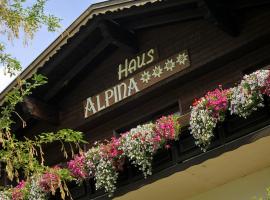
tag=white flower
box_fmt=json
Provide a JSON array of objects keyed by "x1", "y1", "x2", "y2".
[
  {"x1": 190, "y1": 100, "x2": 218, "y2": 151},
  {"x1": 28, "y1": 178, "x2": 48, "y2": 200},
  {"x1": 228, "y1": 70, "x2": 269, "y2": 118},
  {"x1": 95, "y1": 158, "x2": 118, "y2": 196},
  {"x1": 0, "y1": 192, "x2": 11, "y2": 200},
  {"x1": 119, "y1": 123, "x2": 156, "y2": 178}
]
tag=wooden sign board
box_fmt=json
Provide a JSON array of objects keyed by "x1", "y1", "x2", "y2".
[{"x1": 84, "y1": 50, "x2": 190, "y2": 118}]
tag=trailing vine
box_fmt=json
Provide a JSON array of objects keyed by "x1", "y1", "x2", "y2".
[{"x1": 0, "y1": 74, "x2": 85, "y2": 199}]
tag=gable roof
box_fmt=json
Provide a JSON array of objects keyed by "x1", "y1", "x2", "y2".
[{"x1": 0, "y1": 0, "x2": 162, "y2": 104}]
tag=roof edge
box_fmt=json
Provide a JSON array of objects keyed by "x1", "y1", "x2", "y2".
[{"x1": 0, "y1": 0, "x2": 162, "y2": 104}]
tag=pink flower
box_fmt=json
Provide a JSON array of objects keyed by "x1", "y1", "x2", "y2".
[
  {"x1": 68, "y1": 154, "x2": 88, "y2": 180},
  {"x1": 12, "y1": 190, "x2": 23, "y2": 200},
  {"x1": 12, "y1": 180, "x2": 26, "y2": 200},
  {"x1": 39, "y1": 171, "x2": 60, "y2": 193},
  {"x1": 204, "y1": 87, "x2": 229, "y2": 119},
  {"x1": 155, "y1": 115, "x2": 176, "y2": 141},
  {"x1": 16, "y1": 180, "x2": 26, "y2": 189},
  {"x1": 100, "y1": 137, "x2": 123, "y2": 160}
]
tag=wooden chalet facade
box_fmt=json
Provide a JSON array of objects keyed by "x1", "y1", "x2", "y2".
[{"x1": 1, "y1": 0, "x2": 270, "y2": 199}]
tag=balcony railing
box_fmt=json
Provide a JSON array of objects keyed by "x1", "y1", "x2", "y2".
[{"x1": 54, "y1": 102, "x2": 270, "y2": 200}]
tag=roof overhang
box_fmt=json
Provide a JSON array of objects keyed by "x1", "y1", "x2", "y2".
[{"x1": 0, "y1": 0, "x2": 163, "y2": 104}]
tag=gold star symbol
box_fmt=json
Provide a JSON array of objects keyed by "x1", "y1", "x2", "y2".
[
  {"x1": 152, "y1": 65, "x2": 163, "y2": 78},
  {"x1": 164, "y1": 59, "x2": 176, "y2": 71},
  {"x1": 176, "y1": 52, "x2": 188, "y2": 65},
  {"x1": 140, "y1": 71, "x2": 151, "y2": 83}
]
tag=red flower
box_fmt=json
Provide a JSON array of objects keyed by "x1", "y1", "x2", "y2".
[{"x1": 192, "y1": 98, "x2": 202, "y2": 107}]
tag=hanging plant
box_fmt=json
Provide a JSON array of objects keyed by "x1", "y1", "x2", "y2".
[
  {"x1": 155, "y1": 115, "x2": 181, "y2": 142},
  {"x1": 190, "y1": 87, "x2": 230, "y2": 151},
  {"x1": 67, "y1": 114, "x2": 181, "y2": 197},
  {"x1": 190, "y1": 69, "x2": 270, "y2": 151},
  {"x1": 119, "y1": 123, "x2": 158, "y2": 178},
  {"x1": 82, "y1": 137, "x2": 124, "y2": 196},
  {"x1": 229, "y1": 70, "x2": 269, "y2": 118},
  {"x1": 28, "y1": 177, "x2": 48, "y2": 200},
  {"x1": 67, "y1": 153, "x2": 88, "y2": 183}
]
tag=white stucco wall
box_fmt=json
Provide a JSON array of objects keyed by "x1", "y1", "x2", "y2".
[{"x1": 186, "y1": 166, "x2": 270, "y2": 200}]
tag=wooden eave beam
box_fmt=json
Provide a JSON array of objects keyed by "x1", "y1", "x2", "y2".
[
  {"x1": 43, "y1": 38, "x2": 112, "y2": 101},
  {"x1": 99, "y1": 19, "x2": 138, "y2": 53},
  {"x1": 122, "y1": 8, "x2": 204, "y2": 30},
  {"x1": 21, "y1": 97, "x2": 59, "y2": 125},
  {"x1": 43, "y1": 19, "x2": 138, "y2": 101},
  {"x1": 39, "y1": 18, "x2": 102, "y2": 75},
  {"x1": 200, "y1": 0, "x2": 239, "y2": 37}
]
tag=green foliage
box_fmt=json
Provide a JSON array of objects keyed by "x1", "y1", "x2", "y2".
[
  {"x1": 0, "y1": 0, "x2": 61, "y2": 75},
  {"x1": 0, "y1": 1, "x2": 83, "y2": 199},
  {"x1": 0, "y1": 74, "x2": 86, "y2": 182},
  {"x1": 0, "y1": 74, "x2": 47, "y2": 134}
]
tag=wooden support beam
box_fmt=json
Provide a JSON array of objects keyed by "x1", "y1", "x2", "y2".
[
  {"x1": 178, "y1": 112, "x2": 190, "y2": 127},
  {"x1": 200, "y1": 0, "x2": 239, "y2": 36},
  {"x1": 22, "y1": 97, "x2": 59, "y2": 124},
  {"x1": 99, "y1": 19, "x2": 138, "y2": 53},
  {"x1": 44, "y1": 20, "x2": 138, "y2": 101},
  {"x1": 123, "y1": 8, "x2": 204, "y2": 30},
  {"x1": 40, "y1": 19, "x2": 102, "y2": 75},
  {"x1": 44, "y1": 38, "x2": 111, "y2": 101}
]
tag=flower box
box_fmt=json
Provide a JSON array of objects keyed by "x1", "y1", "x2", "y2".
[
  {"x1": 69, "y1": 181, "x2": 87, "y2": 199},
  {"x1": 224, "y1": 99, "x2": 270, "y2": 142},
  {"x1": 177, "y1": 127, "x2": 201, "y2": 162},
  {"x1": 152, "y1": 146, "x2": 175, "y2": 173}
]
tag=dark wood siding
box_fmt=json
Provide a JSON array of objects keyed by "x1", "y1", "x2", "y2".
[{"x1": 17, "y1": 5, "x2": 270, "y2": 165}]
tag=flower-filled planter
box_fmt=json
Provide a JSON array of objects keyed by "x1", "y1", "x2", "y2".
[
  {"x1": 190, "y1": 86, "x2": 229, "y2": 151},
  {"x1": 67, "y1": 115, "x2": 181, "y2": 197},
  {"x1": 152, "y1": 144, "x2": 175, "y2": 173},
  {"x1": 224, "y1": 97, "x2": 270, "y2": 142},
  {"x1": 4, "y1": 69, "x2": 270, "y2": 199},
  {"x1": 68, "y1": 180, "x2": 87, "y2": 200},
  {"x1": 190, "y1": 69, "x2": 270, "y2": 151}
]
